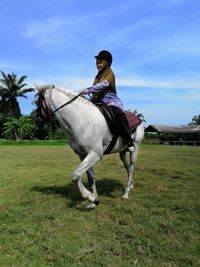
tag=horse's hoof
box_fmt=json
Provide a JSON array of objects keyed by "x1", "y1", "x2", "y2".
[
  {"x1": 122, "y1": 193, "x2": 129, "y2": 199},
  {"x1": 85, "y1": 203, "x2": 96, "y2": 209},
  {"x1": 94, "y1": 200, "x2": 99, "y2": 205}
]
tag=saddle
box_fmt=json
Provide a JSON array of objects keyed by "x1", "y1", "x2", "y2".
[
  {"x1": 125, "y1": 111, "x2": 142, "y2": 133},
  {"x1": 96, "y1": 104, "x2": 142, "y2": 154}
]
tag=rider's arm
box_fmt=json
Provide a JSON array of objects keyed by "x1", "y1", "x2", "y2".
[
  {"x1": 80, "y1": 80, "x2": 109, "y2": 95},
  {"x1": 87, "y1": 80, "x2": 109, "y2": 93}
]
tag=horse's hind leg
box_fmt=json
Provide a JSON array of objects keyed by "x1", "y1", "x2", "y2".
[
  {"x1": 73, "y1": 150, "x2": 101, "y2": 203},
  {"x1": 120, "y1": 148, "x2": 137, "y2": 199},
  {"x1": 87, "y1": 167, "x2": 99, "y2": 205}
]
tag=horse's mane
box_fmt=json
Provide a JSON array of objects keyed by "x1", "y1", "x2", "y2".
[
  {"x1": 56, "y1": 86, "x2": 95, "y2": 107},
  {"x1": 35, "y1": 84, "x2": 54, "y2": 94},
  {"x1": 36, "y1": 84, "x2": 95, "y2": 108}
]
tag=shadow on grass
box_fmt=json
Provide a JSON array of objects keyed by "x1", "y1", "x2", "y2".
[{"x1": 31, "y1": 178, "x2": 124, "y2": 208}]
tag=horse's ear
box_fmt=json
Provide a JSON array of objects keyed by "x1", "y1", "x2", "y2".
[{"x1": 35, "y1": 83, "x2": 45, "y2": 95}]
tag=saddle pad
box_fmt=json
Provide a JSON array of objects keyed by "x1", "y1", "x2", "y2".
[
  {"x1": 125, "y1": 111, "x2": 142, "y2": 133},
  {"x1": 96, "y1": 104, "x2": 141, "y2": 133}
]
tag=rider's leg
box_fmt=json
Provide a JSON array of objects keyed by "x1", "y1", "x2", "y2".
[{"x1": 109, "y1": 106, "x2": 134, "y2": 151}]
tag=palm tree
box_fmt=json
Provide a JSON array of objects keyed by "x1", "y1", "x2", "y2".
[
  {"x1": 188, "y1": 115, "x2": 200, "y2": 125},
  {"x1": 0, "y1": 70, "x2": 34, "y2": 119}
]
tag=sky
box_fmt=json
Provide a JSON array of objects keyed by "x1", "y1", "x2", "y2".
[{"x1": 0, "y1": 0, "x2": 200, "y2": 126}]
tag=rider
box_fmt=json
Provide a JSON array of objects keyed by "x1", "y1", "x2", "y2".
[{"x1": 80, "y1": 50, "x2": 134, "y2": 152}]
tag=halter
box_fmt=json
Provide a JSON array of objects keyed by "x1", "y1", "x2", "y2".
[{"x1": 36, "y1": 88, "x2": 82, "y2": 123}]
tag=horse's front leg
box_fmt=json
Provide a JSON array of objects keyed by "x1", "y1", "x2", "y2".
[{"x1": 73, "y1": 150, "x2": 101, "y2": 203}]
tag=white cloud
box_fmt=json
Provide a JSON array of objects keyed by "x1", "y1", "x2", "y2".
[
  {"x1": 21, "y1": 15, "x2": 94, "y2": 49},
  {"x1": 0, "y1": 61, "x2": 27, "y2": 71},
  {"x1": 103, "y1": 17, "x2": 162, "y2": 45},
  {"x1": 22, "y1": 17, "x2": 67, "y2": 48},
  {"x1": 117, "y1": 76, "x2": 200, "y2": 89},
  {"x1": 28, "y1": 76, "x2": 93, "y2": 91},
  {"x1": 23, "y1": 17, "x2": 66, "y2": 38}
]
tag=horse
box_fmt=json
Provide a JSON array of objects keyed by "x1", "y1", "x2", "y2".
[{"x1": 35, "y1": 84, "x2": 144, "y2": 208}]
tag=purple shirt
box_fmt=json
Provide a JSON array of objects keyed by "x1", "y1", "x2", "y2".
[{"x1": 87, "y1": 80, "x2": 124, "y2": 109}]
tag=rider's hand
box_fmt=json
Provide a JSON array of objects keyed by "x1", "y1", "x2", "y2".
[{"x1": 80, "y1": 89, "x2": 89, "y2": 94}]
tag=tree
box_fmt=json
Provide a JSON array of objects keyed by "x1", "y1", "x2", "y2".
[
  {"x1": 0, "y1": 70, "x2": 34, "y2": 119},
  {"x1": 2, "y1": 116, "x2": 35, "y2": 141},
  {"x1": 188, "y1": 115, "x2": 200, "y2": 125},
  {"x1": 128, "y1": 109, "x2": 146, "y2": 123},
  {"x1": 30, "y1": 108, "x2": 65, "y2": 140}
]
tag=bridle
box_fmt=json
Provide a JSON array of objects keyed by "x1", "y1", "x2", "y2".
[{"x1": 36, "y1": 88, "x2": 82, "y2": 124}]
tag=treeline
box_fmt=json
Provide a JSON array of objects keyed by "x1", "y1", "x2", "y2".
[
  {"x1": 1, "y1": 70, "x2": 199, "y2": 141},
  {"x1": 159, "y1": 132, "x2": 200, "y2": 145},
  {"x1": 0, "y1": 71, "x2": 66, "y2": 141}
]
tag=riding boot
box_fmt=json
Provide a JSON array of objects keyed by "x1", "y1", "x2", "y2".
[
  {"x1": 109, "y1": 106, "x2": 134, "y2": 151},
  {"x1": 126, "y1": 142, "x2": 134, "y2": 152}
]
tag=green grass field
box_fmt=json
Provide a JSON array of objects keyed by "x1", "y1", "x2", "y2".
[{"x1": 0, "y1": 144, "x2": 199, "y2": 266}]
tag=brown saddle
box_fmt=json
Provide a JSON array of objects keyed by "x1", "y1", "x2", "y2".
[{"x1": 97, "y1": 104, "x2": 141, "y2": 134}]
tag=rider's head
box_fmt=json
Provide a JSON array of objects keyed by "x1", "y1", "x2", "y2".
[{"x1": 95, "y1": 50, "x2": 113, "y2": 67}]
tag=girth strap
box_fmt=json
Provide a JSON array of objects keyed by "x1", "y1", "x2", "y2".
[
  {"x1": 96, "y1": 104, "x2": 119, "y2": 154},
  {"x1": 104, "y1": 135, "x2": 118, "y2": 155}
]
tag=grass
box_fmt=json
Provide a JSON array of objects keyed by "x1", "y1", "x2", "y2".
[
  {"x1": 0, "y1": 144, "x2": 199, "y2": 266},
  {"x1": 0, "y1": 139, "x2": 68, "y2": 146}
]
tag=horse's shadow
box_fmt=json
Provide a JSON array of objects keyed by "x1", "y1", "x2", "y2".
[{"x1": 31, "y1": 178, "x2": 124, "y2": 208}]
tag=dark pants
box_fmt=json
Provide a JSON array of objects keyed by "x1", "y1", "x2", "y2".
[{"x1": 109, "y1": 106, "x2": 133, "y2": 145}]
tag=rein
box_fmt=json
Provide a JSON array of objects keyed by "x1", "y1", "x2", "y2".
[{"x1": 51, "y1": 92, "x2": 82, "y2": 115}]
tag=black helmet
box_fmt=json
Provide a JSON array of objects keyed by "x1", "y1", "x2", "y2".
[{"x1": 95, "y1": 50, "x2": 113, "y2": 66}]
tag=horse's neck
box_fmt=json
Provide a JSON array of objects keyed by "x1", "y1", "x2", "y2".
[
  {"x1": 49, "y1": 87, "x2": 77, "y2": 104},
  {"x1": 47, "y1": 87, "x2": 99, "y2": 132},
  {"x1": 47, "y1": 87, "x2": 79, "y2": 111}
]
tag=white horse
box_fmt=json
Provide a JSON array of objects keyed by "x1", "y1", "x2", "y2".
[{"x1": 35, "y1": 85, "x2": 144, "y2": 208}]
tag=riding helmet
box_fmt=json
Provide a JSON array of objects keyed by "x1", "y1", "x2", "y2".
[{"x1": 95, "y1": 50, "x2": 113, "y2": 66}]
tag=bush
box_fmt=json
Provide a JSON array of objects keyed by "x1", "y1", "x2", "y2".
[{"x1": 49, "y1": 128, "x2": 67, "y2": 140}]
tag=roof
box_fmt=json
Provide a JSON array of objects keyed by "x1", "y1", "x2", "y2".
[{"x1": 145, "y1": 124, "x2": 200, "y2": 134}]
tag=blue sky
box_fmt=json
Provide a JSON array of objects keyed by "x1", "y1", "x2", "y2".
[{"x1": 0, "y1": 0, "x2": 199, "y2": 126}]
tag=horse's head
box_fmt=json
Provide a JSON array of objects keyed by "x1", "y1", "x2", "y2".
[{"x1": 34, "y1": 84, "x2": 55, "y2": 124}]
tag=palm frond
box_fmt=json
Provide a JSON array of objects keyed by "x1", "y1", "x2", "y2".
[
  {"x1": 18, "y1": 75, "x2": 27, "y2": 85},
  {"x1": 18, "y1": 83, "x2": 28, "y2": 89},
  {"x1": 0, "y1": 77, "x2": 10, "y2": 88},
  {"x1": 0, "y1": 70, "x2": 7, "y2": 80},
  {"x1": 137, "y1": 113, "x2": 144, "y2": 118},
  {"x1": 11, "y1": 73, "x2": 17, "y2": 80},
  {"x1": 8, "y1": 74, "x2": 17, "y2": 90},
  {"x1": 0, "y1": 88, "x2": 9, "y2": 95},
  {"x1": 19, "y1": 88, "x2": 34, "y2": 95},
  {"x1": 17, "y1": 95, "x2": 28, "y2": 99},
  {"x1": 8, "y1": 74, "x2": 14, "y2": 82},
  {"x1": 0, "y1": 85, "x2": 8, "y2": 91}
]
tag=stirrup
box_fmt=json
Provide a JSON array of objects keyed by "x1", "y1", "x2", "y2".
[
  {"x1": 127, "y1": 146, "x2": 134, "y2": 152},
  {"x1": 125, "y1": 143, "x2": 134, "y2": 152}
]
